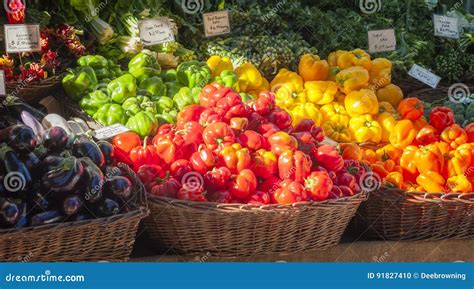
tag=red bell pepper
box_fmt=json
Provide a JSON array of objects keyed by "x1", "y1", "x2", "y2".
[
  {"x1": 247, "y1": 112, "x2": 266, "y2": 131},
  {"x1": 190, "y1": 148, "x2": 216, "y2": 174},
  {"x1": 268, "y1": 109, "x2": 292, "y2": 130},
  {"x1": 230, "y1": 117, "x2": 249, "y2": 133},
  {"x1": 215, "y1": 90, "x2": 243, "y2": 114},
  {"x1": 203, "y1": 122, "x2": 235, "y2": 151},
  {"x1": 150, "y1": 177, "x2": 181, "y2": 198},
  {"x1": 413, "y1": 125, "x2": 439, "y2": 146},
  {"x1": 177, "y1": 186, "x2": 207, "y2": 202},
  {"x1": 430, "y1": 106, "x2": 455, "y2": 133},
  {"x1": 257, "y1": 175, "x2": 281, "y2": 194},
  {"x1": 315, "y1": 144, "x2": 344, "y2": 173},
  {"x1": 278, "y1": 150, "x2": 312, "y2": 182},
  {"x1": 336, "y1": 172, "x2": 358, "y2": 192},
  {"x1": 155, "y1": 137, "x2": 177, "y2": 165},
  {"x1": 129, "y1": 137, "x2": 162, "y2": 170},
  {"x1": 176, "y1": 121, "x2": 204, "y2": 147},
  {"x1": 207, "y1": 190, "x2": 234, "y2": 203},
  {"x1": 113, "y1": 132, "x2": 142, "y2": 154},
  {"x1": 199, "y1": 108, "x2": 223, "y2": 127},
  {"x1": 218, "y1": 143, "x2": 251, "y2": 174},
  {"x1": 203, "y1": 167, "x2": 232, "y2": 191},
  {"x1": 251, "y1": 91, "x2": 275, "y2": 116},
  {"x1": 223, "y1": 103, "x2": 252, "y2": 121},
  {"x1": 137, "y1": 164, "x2": 166, "y2": 188},
  {"x1": 267, "y1": 132, "x2": 298, "y2": 156},
  {"x1": 294, "y1": 119, "x2": 315, "y2": 132},
  {"x1": 251, "y1": 149, "x2": 278, "y2": 178},
  {"x1": 247, "y1": 191, "x2": 271, "y2": 205},
  {"x1": 230, "y1": 169, "x2": 257, "y2": 199},
  {"x1": 170, "y1": 159, "x2": 192, "y2": 180},
  {"x1": 329, "y1": 185, "x2": 354, "y2": 198},
  {"x1": 258, "y1": 122, "x2": 280, "y2": 138},
  {"x1": 465, "y1": 123, "x2": 474, "y2": 143},
  {"x1": 176, "y1": 105, "x2": 206, "y2": 127},
  {"x1": 6, "y1": 0, "x2": 25, "y2": 24},
  {"x1": 199, "y1": 83, "x2": 228, "y2": 107},
  {"x1": 273, "y1": 180, "x2": 307, "y2": 204},
  {"x1": 304, "y1": 171, "x2": 333, "y2": 201},
  {"x1": 238, "y1": 130, "x2": 267, "y2": 151}
]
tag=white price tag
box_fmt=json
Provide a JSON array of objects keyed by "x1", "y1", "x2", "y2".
[
  {"x1": 138, "y1": 18, "x2": 175, "y2": 46},
  {"x1": 433, "y1": 14, "x2": 459, "y2": 39},
  {"x1": 203, "y1": 10, "x2": 231, "y2": 37},
  {"x1": 408, "y1": 64, "x2": 442, "y2": 88},
  {"x1": 93, "y1": 124, "x2": 129, "y2": 140},
  {"x1": 0, "y1": 70, "x2": 5, "y2": 96},
  {"x1": 4, "y1": 24, "x2": 41, "y2": 53},
  {"x1": 368, "y1": 29, "x2": 396, "y2": 53}
]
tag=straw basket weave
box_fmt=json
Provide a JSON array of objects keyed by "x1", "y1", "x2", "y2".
[
  {"x1": 144, "y1": 192, "x2": 367, "y2": 256},
  {"x1": 356, "y1": 187, "x2": 473, "y2": 240},
  {"x1": 6, "y1": 75, "x2": 63, "y2": 104},
  {"x1": 0, "y1": 164, "x2": 149, "y2": 262}
]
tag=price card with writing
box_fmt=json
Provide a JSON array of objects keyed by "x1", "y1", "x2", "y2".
[
  {"x1": 408, "y1": 64, "x2": 442, "y2": 88},
  {"x1": 4, "y1": 24, "x2": 41, "y2": 53},
  {"x1": 93, "y1": 124, "x2": 129, "y2": 140},
  {"x1": 433, "y1": 14, "x2": 459, "y2": 39},
  {"x1": 368, "y1": 29, "x2": 396, "y2": 53},
  {"x1": 138, "y1": 18, "x2": 175, "y2": 46},
  {"x1": 0, "y1": 70, "x2": 5, "y2": 96},
  {"x1": 203, "y1": 10, "x2": 231, "y2": 37}
]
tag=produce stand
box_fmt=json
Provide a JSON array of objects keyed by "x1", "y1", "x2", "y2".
[{"x1": 0, "y1": 1, "x2": 473, "y2": 263}]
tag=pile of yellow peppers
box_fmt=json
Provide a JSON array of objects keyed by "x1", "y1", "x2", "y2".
[{"x1": 270, "y1": 49, "x2": 404, "y2": 144}]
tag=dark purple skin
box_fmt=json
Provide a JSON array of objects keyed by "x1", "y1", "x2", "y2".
[
  {"x1": 97, "y1": 141, "x2": 115, "y2": 166},
  {"x1": 94, "y1": 198, "x2": 119, "y2": 217},
  {"x1": 62, "y1": 195, "x2": 83, "y2": 216},
  {"x1": 105, "y1": 176, "x2": 132, "y2": 200},
  {"x1": 43, "y1": 127, "x2": 69, "y2": 151}
]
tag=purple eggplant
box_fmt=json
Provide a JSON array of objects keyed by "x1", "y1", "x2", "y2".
[
  {"x1": 0, "y1": 198, "x2": 21, "y2": 227},
  {"x1": 62, "y1": 195, "x2": 83, "y2": 215},
  {"x1": 0, "y1": 125, "x2": 38, "y2": 153},
  {"x1": 105, "y1": 176, "x2": 132, "y2": 201},
  {"x1": 0, "y1": 146, "x2": 32, "y2": 193},
  {"x1": 30, "y1": 210, "x2": 63, "y2": 226},
  {"x1": 43, "y1": 127, "x2": 69, "y2": 152},
  {"x1": 80, "y1": 157, "x2": 105, "y2": 203},
  {"x1": 42, "y1": 156, "x2": 84, "y2": 193},
  {"x1": 93, "y1": 198, "x2": 119, "y2": 217},
  {"x1": 72, "y1": 136, "x2": 105, "y2": 168},
  {"x1": 96, "y1": 141, "x2": 115, "y2": 166}
]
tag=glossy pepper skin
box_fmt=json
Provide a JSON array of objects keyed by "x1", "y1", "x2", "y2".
[
  {"x1": 320, "y1": 103, "x2": 350, "y2": 127},
  {"x1": 377, "y1": 112, "x2": 397, "y2": 143},
  {"x1": 80, "y1": 90, "x2": 110, "y2": 116},
  {"x1": 337, "y1": 49, "x2": 371, "y2": 70},
  {"x1": 289, "y1": 103, "x2": 322, "y2": 127},
  {"x1": 139, "y1": 76, "x2": 167, "y2": 98},
  {"x1": 415, "y1": 144, "x2": 444, "y2": 175},
  {"x1": 344, "y1": 89, "x2": 379, "y2": 117},
  {"x1": 207, "y1": 56, "x2": 233, "y2": 78},
  {"x1": 93, "y1": 104, "x2": 128, "y2": 126},
  {"x1": 230, "y1": 169, "x2": 257, "y2": 199},
  {"x1": 443, "y1": 150, "x2": 470, "y2": 178},
  {"x1": 298, "y1": 54, "x2": 329, "y2": 82},
  {"x1": 369, "y1": 58, "x2": 392, "y2": 88},
  {"x1": 173, "y1": 87, "x2": 201, "y2": 110},
  {"x1": 304, "y1": 171, "x2": 333, "y2": 201},
  {"x1": 376, "y1": 84, "x2": 402, "y2": 107},
  {"x1": 218, "y1": 143, "x2": 251, "y2": 174},
  {"x1": 447, "y1": 175, "x2": 472, "y2": 193},
  {"x1": 278, "y1": 150, "x2": 312, "y2": 182},
  {"x1": 177, "y1": 60, "x2": 211, "y2": 88},
  {"x1": 398, "y1": 97, "x2": 423, "y2": 121},
  {"x1": 349, "y1": 114, "x2": 382, "y2": 143},
  {"x1": 315, "y1": 144, "x2": 344, "y2": 172},
  {"x1": 273, "y1": 180, "x2": 307, "y2": 204},
  {"x1": 440, "y1": 124, "x2": 468, "y2": 149},
  {"x1": 305, "y1": 81, "x2": 338, "y2": 105},
  {"x1": 268, "y1": 132, "x2": 298, "y2": 156},
  {"x1": 77, "y1": 55, "x2": 109, "y2": 80},
  {"x1": 203, "y1": 122, "x2": 235, "y2": 151},
  {"x1": 126, "y1": 111, "x2": 158, "y2": 137},
  {"x1": 416, "y1": 171, "x2": 445, "y2": 193},
  {"x1": 335, "y1": 66, "x2": 369, "y2": 94},
  {"x1": 129, "y1": 138, "x2": 162, "y2": 170},
  {"x1": 107, "y1": 74, "x2": 137, "y2": 104},
  {"x1": 251, "y1": 149, "x2": 278, "y2": 178},
  {"x1": 122, "y1": 95, "x2": 156, "y2": 116},
  {"x1": 429, "y1": 106, "x2": 455, "y2": 133},
  {"x1": 322, "y1": 121, "x2": 351, "y2": 142},
  {"x1": 214, "y1": 70, "x2": 238, "y2": 89},
  {"x1": 389, "y1": 120, "x2": 416, "y2": 149},
  {"x1": 62, "y1": 67, "x2": 98, "y2": 101},
  {"x1": 413, "y1": 125, "x2": 439, "y2": 146},
  {"x1": 128, "y1": 50, "x2": 161, "y2": 83}
]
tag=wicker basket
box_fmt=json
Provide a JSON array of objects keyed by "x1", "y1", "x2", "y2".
[
  {"x1": 0, "y1": 164, "x2": 149, "y2": 262},
  {"x1": 356, "y1": 187, "x2": 474, "y2": 240},
  {"x1": 144, "y1": 192, "x2": 367, "y2": 256},
  {"x1": 409, "y1": 83, "x2": 474, "y2": 103},
  {"x1": 6, "y1": 75, "x2": 63, "y2": 104}
]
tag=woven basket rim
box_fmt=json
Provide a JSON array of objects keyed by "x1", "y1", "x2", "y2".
[
  {"x1": 147, "y1": 191, "x2": 367, "y2": 212},
  {"x1": 0, "y1": 163, "x2": 149, "y2": 236},
  {"x1": 372, "y1": 186, "x2": 474, "y2": 204},
  {"x1": 5, "y1": 74, "x2": 63, "y2": 87}
]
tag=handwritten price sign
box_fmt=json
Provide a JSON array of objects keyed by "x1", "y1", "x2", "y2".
[
  {"x1": 408, "y1": 64, "x2": 442, "y2": 88},
  {"x1": 203, "y1": 11, "x2": 231, "y2": 37},
  {"x1": 138, "y1": 18, "x2": 175, "y2": 46},
  {"x1": 368, "y1": 29, "x2": 396, "y2": 53},
  {"x1": 4, "y1": 24, "x2": 41, "y2": 53},
  {"x1": 433, "y1": 14, "x2": 459, "y2": 39}
]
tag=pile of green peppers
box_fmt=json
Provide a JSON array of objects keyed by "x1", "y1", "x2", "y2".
[{"x1": 62, "y1": 50, "x2": 213, "y2": 136}]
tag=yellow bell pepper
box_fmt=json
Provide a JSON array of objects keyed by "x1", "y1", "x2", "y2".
[
  {"x1": 304, "y1": 81, "x2": 338, "y2": 105},
  {"x1": 447, "y1": 175, "x2": 472, "y2": 193},
  {"x1": 235, "y1": 63, "x2": 265, "y2": 92},
  {"x1": 344, "y1": 89, "x2": 379, "y2": 117},
  {"x1": 328, "y1": 50, "x2": 347, "y2": 67},
  {"x1": 378, "y1": 101, "x2": 397, "y2": 115},
  {"x1": 349, "y1": 114, "x2": 382, "y2": 143},
  {"x1": 385, "y1": 171, "x2": 404, "y2": 188},
  {"x1": 322, "y1": 121, "x2": 351, "y2": 142},
  {"x1": 270, "y1": 68, "x2": 303, "y2": 89},
  {"x1": 337, "y1": 49, "x2": 372, "y2": 71},
  {"x1": 320, "y1": 103, "x2": 350, "y2": 127},
  {"x1": 274, "y1": 82, "x2": 306, "y2": 108},
  {"x1": 389, "y1": 120, "x2": 417, "y2": 149},
  {"x1": 416, "y1": 171, "x2": 445, "y2": 193},
  {"x1": 376, "y1": 112, "x2": 398, "y2": 143},
  {"x1": 369, "y1": 58, "x2": 392, "y2": 88},
  {"x1": 298, "y1": 54, "x2": 329, "y2": 82},
  {"x1": 207, "y1": 55, "x2": 234, "y2": 78},
  {"x1": 336, "y1": 66, "x2": 370, "y2": 94},
  {"x1": 376, "y1": 84, "x2": 403, "y2": 108},
  {"x1": 289, "y1": 103, "x2": 322, "y2": 126}
]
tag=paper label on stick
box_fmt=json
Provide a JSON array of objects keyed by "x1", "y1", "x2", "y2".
[
  {"x1": 0, "y1": 70, "x2": 5, "y2": 96},
  {"x1": 138, "y1": 18, "x2": 175, "y2": 46},
  {"x1": 94, "y1": 124, "x2": 129, "y2": 140},
  {"x1": 408, "y1": 64, "x2": 442, "y2": 88},
  {"x1": 4, "y1": 24, "x2": 41, "y2": 53},
  {"x1": 203, "y1": 10, "x2": 231, "y2": 37},
  {"x1": 433, "y1": 14, "x2": 459, "y2": 39},
  {"x1": 368, "y1": 29, "x2": 396, "y2": 53}
]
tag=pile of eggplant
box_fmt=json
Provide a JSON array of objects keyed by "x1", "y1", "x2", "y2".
[{"x1": 0, "y1": 97, "x2": 134, "y2": 229}]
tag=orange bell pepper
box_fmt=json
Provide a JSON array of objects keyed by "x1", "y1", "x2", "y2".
[
  {"x1": 412, "y1": 117, "x2": 428, "y2": 132},
  {"x1": 363, "y1": 149, "x2": 378, "y2": 164},
  {"x1": 328, "y1": 50, "x2": 348, "y2": 67},
  {"x1": 298, "y1": 54, "x2": 329, "y2": 82},
  {"x1": 440, "y1": 124, "x2": 468, "y2": 149},
  {"x1": 389, "y1": 120, "x2": 417, "y2": 149},
  {"x1": 457, "y1": 143, "x2": 474, "y2": 168},
  {"x1": 385, "y1": 171, "x2": 403, "y2": 188},
  {"x1": 378, "y1": 101, "x2": 397, "y2": 115},
  {"x1": 413, "y1": 125, "x2": 439, "y2": 146},
  {"x1": 446, "y1": 175, "x2": 472, "y2": 193},
  {"x1": 371, "y1": 162, "x2": 389, "y2": 179},
  {"x1": 416, "y1": 171, "x2": 446, "y2": 193},
  {"x1": 433, "y1": 141, "x2": 451, "y2": 155},
  {"x1": 415, "y1": 144, "x2": 444, "y2": 174},
  {"x1": 398, "y1": 97, "x2": 424, "y2": 121},
  {"x1": 377, "y1": 112, "x2": 398, "y2": 143},
  {"x1": 443, "y1": 150, "x2": 471, "y2": 178},
  {"x1": 376, "y1": 144, "x2": 403, "y2": 163},
  {"x1": 339, "y1": 143, "x2": 362, "y2": 161},
  {"x1": 400, "y1": 145, "x2": 419, "y2": 182}
]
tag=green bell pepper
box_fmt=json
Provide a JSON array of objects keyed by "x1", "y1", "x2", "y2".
[
  {"x1": 93, "y1": 104, "x2": 128, "y2": 126},
  {"x1": 156, "y1": 96, "x2": 175, "y2": 113},
  {"x1": 214, "y1": 70, "x2": 238, "y2": 89},
  {"x1": 138, "y1": 76, "x2": 167, "y2": 98},
  {"x1": 122, "y1": 95, "x2": 157, "y2": 116},
  {"x1": 239, "y1": 92, "x2": 255, "y2": 103},
  {"x1": 173, "y1": 87, "x2": 201, "y2": 110},
  {"x1": 107, "y1": 73, "x2": 137, "y2": 104},
  {"x1": 165, "y1": 81, "x2": 183, "y2": 98},
  {"x1": 161, "y1": 69, "x2": 177, "y2": 82},
  {"x1": 128, "y1": 50, "x2": 161, "y2": 83},
  {"x1": 78, "y1": 55, "x2": 108, "y2": 69},
  {"x1": 156, "y1": 110, "x2": 177, "y2": 125},
  {"x1": 62, "y1": 67, "x2": 98, "y2": 101},
  {"x1": 126, "y1": 111, "x2": 158, "y2": 137},
  {"x1": 80, "y1": 90, "x2": 110, "y2": 116},
  {"x1": 176, "y1": 60, "x2": 211, "y2": 88}
]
